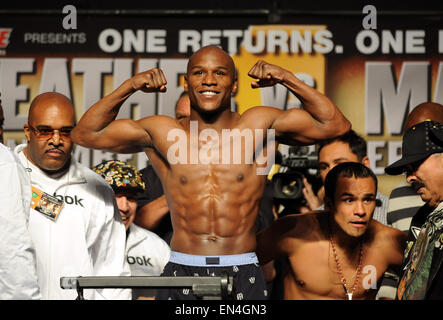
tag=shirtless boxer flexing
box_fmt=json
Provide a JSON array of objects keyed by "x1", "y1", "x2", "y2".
[{"x1": 71, "y1": 45, "x2": 350, "y2": 299}]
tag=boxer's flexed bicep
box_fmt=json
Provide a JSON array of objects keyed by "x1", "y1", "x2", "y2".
[
  {"x1": 247, "y1": 60, "x2": 350, "y2": 144},
  {"x1": 72, "y1": 68, "x2": 168, "y2": 153}
]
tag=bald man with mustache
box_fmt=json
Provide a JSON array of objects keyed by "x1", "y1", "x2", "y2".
[{"x1": 14, "y1": 92, "x2": 131, "y2": 300}]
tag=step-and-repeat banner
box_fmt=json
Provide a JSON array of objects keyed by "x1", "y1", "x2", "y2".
[{"x1": 0, "y1": 9, "x2": 442, "y2": 194}]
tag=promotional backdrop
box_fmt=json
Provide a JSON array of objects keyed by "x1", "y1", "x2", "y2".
[{"x1": 0, "y1": 10, "x2": 442, "y2": 195}]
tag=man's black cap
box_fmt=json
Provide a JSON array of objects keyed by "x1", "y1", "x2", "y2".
[{"x1": 385, "y1": 120, "x2": 443, "y2": 175}]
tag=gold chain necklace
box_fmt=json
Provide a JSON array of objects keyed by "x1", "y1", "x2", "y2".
[{"x1": 329, "y1": 234, "x2": 363, "y2": 300}]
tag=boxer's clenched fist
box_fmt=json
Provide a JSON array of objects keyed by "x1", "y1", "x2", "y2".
[
  {"x1": 131, "y1": 68, "x2": 167, "y2": 93},
  {"x1": 248, "y1": 60, "x2": 290, "y2": 89}
]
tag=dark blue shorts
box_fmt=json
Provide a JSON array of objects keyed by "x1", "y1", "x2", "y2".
[{"x1": 155, "y1": 251, "x2": 268, "y2": 300}]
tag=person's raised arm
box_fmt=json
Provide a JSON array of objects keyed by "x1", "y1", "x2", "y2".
[
  {"x1": 248, "y1": 60, "x2": 351, "y2": 145},
  {"x1": 71, "y1": 68, "x2": 167, "y2": 153}
]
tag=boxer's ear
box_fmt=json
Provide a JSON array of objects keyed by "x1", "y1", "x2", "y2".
[
  {"x1": 231, "y1": 78, "x2": 238, "y2": 95},
  {"x1": 184, "y1": 75, "x2": 188, "y2": 92}
]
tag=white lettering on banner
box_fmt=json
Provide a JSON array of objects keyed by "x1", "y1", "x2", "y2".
[
  {"x1": 177, "y1": 28, "x2": 337, "y2": 55},
  {"x1": 267, "y1": 30, "x2": 289, "y2": 53},
  {"x1": 23, "y1": 32, "x2": 86, "y2": 44},
  {"x1": 98, "y1": 29, "x2": 122, "y2": 52},
  {"x1": 202, "y1": 30, "x2": 222, "y2": 47},
  {"x1": 92, "y1": 149, "x2": 115, "y2": 167},
  {"x1": 92, "y1": 27, "x2": 438, "y2": 55},
  {"x1": 356, "y1": 30, "x2": 379, "y2": 54},
  {"x1": 223, "y1": 30, "x2": 243, "y2": 55},
  {"x1": 113, "y1": 58, "x2": 136, "y2": 118},
  {"x1": 157, "y1": 59, "x2": 188, "y2": 117},
  {"x1": 39, "y1": 58, "x2": 72, "y2": 99},
  {"x1": 123, "y1": 29, "x2": 144, "y2": 53},
  {"x1": 381, "y1": 30, "x2": 403, "y2": 54},
  {"x1": 73, "y1": 146, "x2": 137, "y2": 169},
  {"x1": 243, "y1": 30, "x2": 266, "y2": 54},
  {"x1": 434, "y1": 62, "x2": 443, "y2": 103},
  {"x1": 365, "y1": 61, "x2": 429, "y2": 135},
  {"x1": 113, "y1": 59, "x2": 158, "y2": 120},
  {"x1": 1, "y1": 52, "x2": 441, "y2": 171},
  {"x1": 290, "y1": 30, "x2": 312, "y2": 53},
  {"x1": 73, "y1": 145, "x2": 92, "y2": 168},
  {"x1": 130, "y1": 59, "x2": 159, "y2": 119},
  {"x1": 406, "y1": 30, "x2": 426, "y2": 54},
  {"x1": 72, "y1": 58, "x2": 113, "y2": 115},
  {"x1": 367, "y1": 141, "x2": 386, "y2": 175},
  {"x1": 98, "y1": 29, "x2": 167, "y2": 53},
  {"x1": 260, "y1": 73, "x2": 315, "y2": 110},
  {"x1": 260, "y1": 80, "x2": 289, "y2": 110},
  {"x1": 147, "y1": 30, "x2": 167, "y2": 53},
  {"x1": 137, "y1": 152, "x2": 149, "y2": 170},
  {"x1": 116, "y1": 153, "x2": 134, "y2": 162},
  {"x1": 6, "y1": 138, "x2": 26, "y2": 150},
  {"x1": 178, "y1": 30, "x2": 201, "y2": 53},
  {"x1": 366, "y1": 140, "x2": 406, "y2": 172},
  {"x1": 0, "y1": 58, "x2": 34, "y2": 130},
  {"x1": 356, "y1": 30, "x2": 426, "y2": 54},
  {"x1": 388, "y1": 140, "x2": 402, "y2": 166},
  {"x1": 312, "y1": 30, "x2": 334, "y2": 54},
  {"x1": 0, "y1": 58, "x2": 180, "y2": 130}
]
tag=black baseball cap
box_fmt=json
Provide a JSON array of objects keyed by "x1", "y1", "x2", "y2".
[{"x1": 385, "y1": 120, "x2": 443, "y2": 175}]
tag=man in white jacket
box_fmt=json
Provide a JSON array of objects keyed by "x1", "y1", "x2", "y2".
[
  {"x1": 0, "y1": 142, "x2": 41, "y2": 299},
  {"x1": 15, "y1": 92, "x2": 131, "y2": 300},
  {"x1": 93, "y1": 160, "x2": 170, "y2": 299}
]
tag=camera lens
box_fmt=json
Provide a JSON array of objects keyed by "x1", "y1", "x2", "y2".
[
  {"x1": 282, "y1": 180, "x2": 298, "y2": 197},
  {"x1": 272, "y1": 172, "x2": 304, "y2": 200}
]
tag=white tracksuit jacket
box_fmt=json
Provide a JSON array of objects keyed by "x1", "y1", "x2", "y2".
[
  {"x1": 0, "y1": 144, "x2": 41, "y2": 299},
  {"x1": 15, "y1": 144, "x2": 131, "y2": 300},
  {"x1": 126, "y1": 223, "x2": 170, "y2": 299},
  {"x1": 126, "y1": 223, "x2": 170, "y2": 277}
]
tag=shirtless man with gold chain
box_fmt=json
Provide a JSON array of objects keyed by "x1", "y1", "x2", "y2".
[
  {"x1": 71, "y1": 45, "x2": 350, "y2": 300},
  {"x1": 257, "y1": 162, "x2": 406, "y2": 300}
]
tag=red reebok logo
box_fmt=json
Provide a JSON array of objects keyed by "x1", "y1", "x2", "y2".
[{"x1": 0, "y1": 29, "x2": 12, "y2": 48}]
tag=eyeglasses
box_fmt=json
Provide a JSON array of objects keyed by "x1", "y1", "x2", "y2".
[{"x1": 28, "y1": 124, "x2": 74, "y2": 140}]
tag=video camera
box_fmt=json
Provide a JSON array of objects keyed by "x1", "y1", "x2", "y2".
[{"x1": 271, "y1": 146, "x2": 321, "y2": 216}]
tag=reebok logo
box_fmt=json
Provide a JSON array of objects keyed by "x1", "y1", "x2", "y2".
[
  {"x1": 53, "y1": 193, "x2": 85, "y2": 207},
  {"x1": 127, "y1": 255, "x2": 153, "y2": 267}
]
